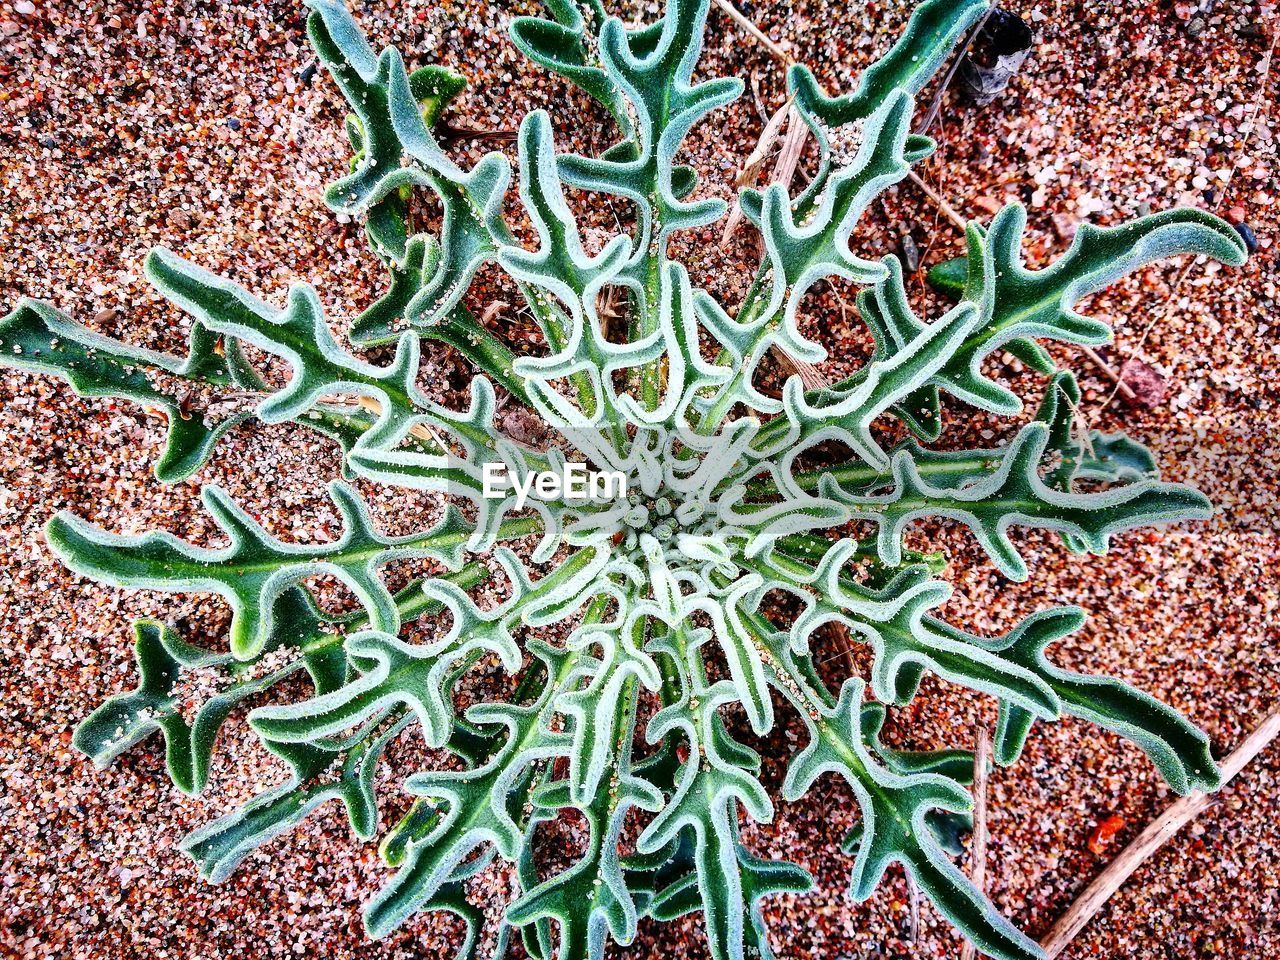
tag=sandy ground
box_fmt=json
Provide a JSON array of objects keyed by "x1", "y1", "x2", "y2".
[{"x1": 0, "y1": 0, "x2": 1277, "y2": 958}]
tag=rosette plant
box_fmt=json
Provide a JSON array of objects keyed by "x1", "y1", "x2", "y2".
[{"x1": 1, "y1": 1, "x2": 1247, "y2": 958}]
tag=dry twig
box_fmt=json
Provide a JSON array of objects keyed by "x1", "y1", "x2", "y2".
[
  {"x1": 710, "y1": 0, "x2": 793, "y2": 65},
  {"x1": 709, "y1": 0, "x2": 820, "y2": 386},
  {"x1": 915, "y1": 2, "x2": 997, "y2": 134},
  {"x1": 480, "y1": 300, "x2": 510, "y2": 326},
  {"x1": 1040, "y1": 710, "x2": 1280, "y2": 958},
  {"x1": 352, "y1": 395, "x2": 449, "y2": 450},
  {"x1": 720, "y1": 97, "x2": 794, "y2": 246},
  {"x1": 773, "y1": 346, "x2": 828, "y2": 391},
  {"x1": 1078, "y1": 344, "x2": 1138, "y2": 402},
  {"x1": 907, "y1": 875, "x2": 921, "y2": 942},
  {"x1": 907, "y1": 169, "x2": 969, "y2": 232},
  {"x1": 959, "y1": 727, "x2": 992, "y2": 960}
]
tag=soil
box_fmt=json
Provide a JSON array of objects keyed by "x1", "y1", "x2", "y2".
[{"x1": 0, "y1": 1, "x2": 1277, "y2": 959}]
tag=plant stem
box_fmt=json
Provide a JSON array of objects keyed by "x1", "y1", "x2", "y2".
[{"x1": 959, "y1": 726, "x2": 991, "y2": 960}]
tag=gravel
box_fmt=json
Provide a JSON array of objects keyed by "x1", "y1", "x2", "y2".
[{"x1": 0, "y1": 1, "x2": 1276, "y2": 958}]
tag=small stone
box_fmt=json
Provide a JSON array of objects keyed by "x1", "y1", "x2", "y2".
[
  {"x1": 1051, "y1": 213, "x2": 1078, "y2": 243},
  {"x1": 898, "y1": 233, "x2": 920, "y2": 273},
  {"x1": 1186, "y1": 17, "x2": 1207, "y2": 38},
  {"x1": 14, "y1": 0, "x2": 34, "y2": 14},
  {"x1": 226, "y1": 117, "x2": 241, "y2": 131},
  {"x1": 1119, "y1": 357, "x2": 1168, "y2": 409},
  {"x1": 1234, "y1": 222, "x2": 1258, "y2": 256},
  {"x1": 973, "y1": 195, "x2": 1003, "y2": 216}
]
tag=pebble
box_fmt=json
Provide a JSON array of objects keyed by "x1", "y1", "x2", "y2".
[
  {"x1": 1119, "y1": 357, "x2": 1168, "y2": 409},
  {"x1": 897, "y1": 233, "x2": 920, "y2": 273},
  {"x1": 1234, "y1": 222, "x2": 1258, "y2": 255},
  {"x1": 1051, "y1": 212, "x2": 1078, "y2": 242}
]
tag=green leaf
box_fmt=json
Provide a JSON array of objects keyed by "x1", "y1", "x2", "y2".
[
  {"x1": 510, "y1": 0, "x2": 635, "y2": 137},
  {"x1": 784, "y1": 678, "x2": 1043, "y2": 960},
  {"x1": 182, "y1": 710, "x2": 410, "y2": 882},
  {"x1": 973, "y1": 608, "x2": 1220, "y2": 794},
  {"x1": 554, "y1": 0, "x2": 742, "y2": 259},
  {"x1": 507, "y1": 684, "x2": 665, "y2": 960},
  {"x1": 898, "y1": 205, "x2": 1247, "y2": 417},
  {"x1": 72, "y1": 597, "x2": 339, "y2": 795},
  {"x1": 0, "y1": 299, "x2": 252, "y2": 482},
  {"x1": 351, "y1": 234, "x2": 531, "y2": 405},
  {"x1": 704, "y1": 93, "x2": 924, "y2": 422},
  {"x1": 633, "y1": 645, "x2": 776, "y2": 960},
  {"x1": 48, "y1": 479, "x2": 470, "y2": 658},
  {"x1": 926, "y1": 255, "x2": 968, "y2": 298},
  {"x1": 364, "y1": 646, "x2": 572, "y2": 939},
  {"x1": 819, "y1": 420, "x2": 1212, "y2": 581},
  {"x1": 787, "y1": 0, "x2": 988, "y2": 128}
]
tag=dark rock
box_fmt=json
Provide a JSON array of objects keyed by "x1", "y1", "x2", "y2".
[
  {"x1": 300, "y1": 61, "x2": 317, "y2": 86},
  {"x1": 226, "y1": 117, "x2": 241, "y2": 131},
  {"x1": 1234, "y1": 222, "x2": 1258, "y2": 255},
  {"x1": 1186, "y1": 16, "x2": 1208, "y2": 37},
  {"x1": 961, "y1": 9, "x2": 1034, "y2": 106}
]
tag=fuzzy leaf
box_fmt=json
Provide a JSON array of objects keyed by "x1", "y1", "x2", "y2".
[
  {"x1": 0, "y1": 300, "x2": 253, "y2": 482},
  {"x1": 48, "y1": 480, "x2": 470, "y2": 658},
  {"x1": 873, "y1": 206, "x2": 1248, "y2": 420},
  {"x1": 784, "y1": 678, "x2": 1042, "y2": 960}
]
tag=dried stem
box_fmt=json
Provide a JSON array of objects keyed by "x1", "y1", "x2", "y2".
[
  {"x1": 773, "y1": 346, "x2": 828, "y2": 391},
  {"x1": 1078, "y1": 345, "x2": 1138, "y2": 401},
  {"x1": 959, "y1": 726, "x2": 991, "y2": 960},
  {"x1": 721, "y1": 97, "x2": 795, "y2": 247},
  {"x1": 1041, "y1": 710, "x2": 1280, "y2": 958},
  {"x1": 915, "y1": 2, "x2": 996, "y2": 134},
  {"x1": 907, "y1": 169, "x2": 969, "y2": 232},
  {"x1": 907, "y1": 875, "x2": 921, "y2": 942},
  {"x1": 349, "y1": 396, "x2": 448, "y2": 450},
  {"x1": 710, "y1": 0, "x2": 793, "y2": 65},
  {"x1": 709, "y1": 0, "x2": 814, "y2": 383}
]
